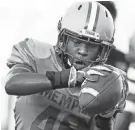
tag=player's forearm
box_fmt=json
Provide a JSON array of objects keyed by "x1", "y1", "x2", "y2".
[
  {"x1": 5, "y1": 64, "x2": 84, "y2": 95},
  {"x1": 5, "y1": 72, "x2": 53, "y2": 95}
]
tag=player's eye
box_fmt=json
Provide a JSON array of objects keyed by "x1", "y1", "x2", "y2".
[
  {"x1": 69, "y1": 37, "x2": 81, "y2": 45},
  {"x1": 89, "y1": 43, "x2": 98, "y2": 48}
]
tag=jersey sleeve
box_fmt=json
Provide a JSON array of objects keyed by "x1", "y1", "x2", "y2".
[{"x1": 7, "y1": 38, "x2": 37, "y2": 72}]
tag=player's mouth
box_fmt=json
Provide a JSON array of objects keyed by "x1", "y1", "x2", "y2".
[
  {"x1": 73, "y1": 60, "x2": 88, "y2": 70},
  {"x1": 75, "y1": 60, "x2": 84, "y2": 64}
]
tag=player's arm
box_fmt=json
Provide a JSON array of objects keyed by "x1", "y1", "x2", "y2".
[
  {"x1": 5, "y1": 63, "x2": 74, "y2": 95},
  {"x1": 5, "y1": 63, "x2": 53, "y2": 95},
  {"x1": 5, "y1": 63, "x2": 85, "y2": 95},
  {"x1": 4, "y1": 39, "x2": 84, "y2": 96}
]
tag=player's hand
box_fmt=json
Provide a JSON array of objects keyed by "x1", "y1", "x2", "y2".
[
  {"x1": 68, "y1": 66, "x2": 93, "y2": 88},
  {"x1": 99, "y1": 100, "x2": 126, "y2": 118},
  {"x1": 68, "y1": 66, "x2": 85, "y2": 87},
  {"x1": 80, "y1": 64, "x2": 113, "y2": 86},
  {"x1": 68, "y1": 64, "x2": 112, "y2": 88},
  {"x1": 99, "y1": 107, "x2": 117, "y2": 118},
  {"x1": 82, "y1": 64, "x2": 112, "y2": 82}
]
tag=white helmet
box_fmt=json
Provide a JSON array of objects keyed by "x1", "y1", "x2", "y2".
[{"x1": 56, "y1": 1, "x2": 115, "y2": 67}]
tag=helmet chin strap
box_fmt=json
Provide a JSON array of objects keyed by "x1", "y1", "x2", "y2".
[
  {"x1": 67, "y1": 59, "x2": 72, "y2": 66},
  {"x1": 67, "y1": 57, "x2": 95, "y2": 69},
  {"x1": 66, "y1": 50, "x2": 100, "y2": 68}
]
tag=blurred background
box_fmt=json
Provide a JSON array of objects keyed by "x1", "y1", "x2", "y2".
[{"x1": 1, "y1": 0, "x2": 135, "y2": 130}]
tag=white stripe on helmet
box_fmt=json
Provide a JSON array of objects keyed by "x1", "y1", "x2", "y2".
[{"x1": 87, "y1": 2, "x2": 97, "y2": 31}]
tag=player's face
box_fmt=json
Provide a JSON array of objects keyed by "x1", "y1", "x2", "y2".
[{"x1": 66, "y1": 36, "x2": 100, "y2": 70}]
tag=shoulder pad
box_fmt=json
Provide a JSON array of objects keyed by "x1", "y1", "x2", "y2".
[{"x1": 26, "y1": 39, "x2": 54, "y2": 59}]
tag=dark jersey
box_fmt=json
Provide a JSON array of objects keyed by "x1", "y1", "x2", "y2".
[{"x1": 7, "y1": 38, "x2": 91, "y2": 130}]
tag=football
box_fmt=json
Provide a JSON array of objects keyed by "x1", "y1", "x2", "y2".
[{"x1": 79, "y1": 65, "x2": 124, "y2": 114}]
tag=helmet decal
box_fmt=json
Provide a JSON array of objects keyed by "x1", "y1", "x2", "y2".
[
  {"x1": 79, "y1": 29, "x2": 100, "y2": 40},
  {"x1": 85, "y1": 2, "x2": 99, "y2": 31},
  {"x1": 93, "y1": 3, "x2": 100, "y2": 31}
]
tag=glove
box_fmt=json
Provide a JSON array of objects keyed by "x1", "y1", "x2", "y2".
[
  {"x1": 68, "y1": 66, "x2": 85, "y2": 87},
  {"x1": 68, "y1": 64, "x2": 112, "y2": 88}
]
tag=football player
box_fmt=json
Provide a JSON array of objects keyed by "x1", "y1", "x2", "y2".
[{"x1": 5, "y1": 1, "x2": 128, "y2": 130}]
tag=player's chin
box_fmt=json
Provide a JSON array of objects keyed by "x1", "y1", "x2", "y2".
[{"x1": 73, "y1": 62, "x2": 88, "y2": 70}]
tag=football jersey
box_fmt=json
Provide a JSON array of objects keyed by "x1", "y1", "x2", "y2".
[{"x1": 7, "y1": 38, "x2": 92, "y2": 130}]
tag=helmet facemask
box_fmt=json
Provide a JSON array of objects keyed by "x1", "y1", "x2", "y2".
[{"x1": 55, "y1": 28, "x2": 115, "y2": 69}]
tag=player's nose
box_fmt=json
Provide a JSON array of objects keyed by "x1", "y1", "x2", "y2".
[{"x1": 78, "y1": 43, "x2": 88, "y2": 57}]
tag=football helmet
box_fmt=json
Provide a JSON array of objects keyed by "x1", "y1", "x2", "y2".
[{"x1": 55, "y1": 1, "x2": 115, "y2": 68}]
